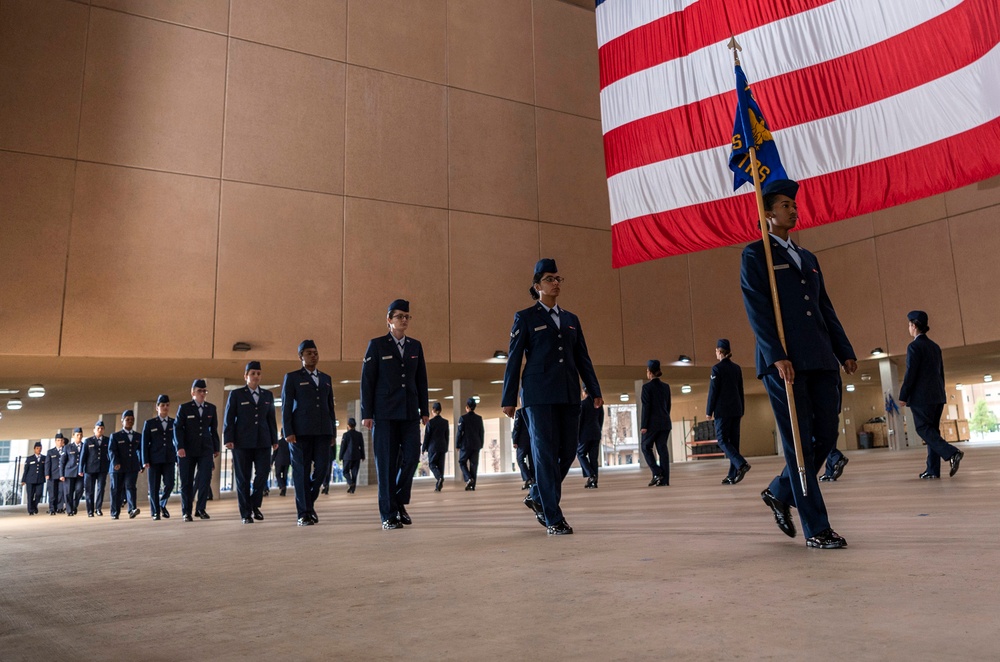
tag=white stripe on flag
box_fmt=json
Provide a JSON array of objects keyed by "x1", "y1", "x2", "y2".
[
  {"x1": 595, "y1": 0, "x2": 698, "y2": 48},
  {"x1": 607, "y1": 41, "x2": 1000, "y2": 224},
  {"x1": 599, "y1": 0, "x2": 962, "y2": 133}
]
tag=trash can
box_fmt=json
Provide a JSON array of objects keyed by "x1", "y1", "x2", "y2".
[{"x1": 858, "y1": 432, "x2": 873, "y2": 449}]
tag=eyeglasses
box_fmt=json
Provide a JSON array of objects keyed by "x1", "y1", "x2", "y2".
[
  {"x1": 195, "y1": 389, "x2": 208, "y2": 393},
  {"x1": 391, "y1": 314, "x2": 413, "y2": 321},
  {"x1": 540, "y1": 276, "x2": 565, "y2": 284}
]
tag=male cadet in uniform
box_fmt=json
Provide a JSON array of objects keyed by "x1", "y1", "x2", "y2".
[
  {"x1": 174, "y1": 379, "x2": 221, "y2": 521},
  {"x1": 80, "y1": 420, "x2": 111, "y2": 516},
  {"x1": 339, "y1": 418, "x2": 365, "y2": 494},
  {"x1": 577, "y1": 386, "x2": 605, "y2": 489},
  {"x1": 361, "y1": 299, "x2": 429, "y2": 530},
  {"x1": 21, "y1": 442, "x2": 46, "y2": 515},
  {"x1": 456, "y1": 398, "x2": 484, "y2": 491},
  {"x1": 899, "y1": 310, "x2": 965, "y2": 479},
  {"x1": 640, "y1": 360, "x2": 671, "y2": 487},
  {"x1": 142, "y1": 395, "x2": 177, "y2": 520},
  {"x1": 502, "y1": 258, "x2": 603, "y2": 536},
  {"x1": 282, "y1": 340, "x2": 337, "y2": 526},
  {"x1": 741, "y1": 178, "x2": 857, "y2": 549},
  {"x1": 109, "y1": 410, "x2": 143, "y2": 519},
  {"x1": 512, "y1": 408, "x2": 534, "y2": 490},
  {"x1": 60, "y1": 428, "x2": 85, "y2": 516},
  {"x1": 272, "y1": 430, "x2": 291, "y2": 496},
  {"x1": 224, "y1": 361, "x2": 279, "y2": 524},
  {"x1": 421, "y1": 403, "x2": 448, "y2": 492},
  {"x1": 45, "y1": 433, "x2": 66, "y2": 514},
  {"x1": 706, "y1": 339, "x2": 750, "y2": 485}
]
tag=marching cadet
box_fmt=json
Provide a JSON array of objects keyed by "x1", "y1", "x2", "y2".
[
  {"x1": 421, "y1": 403, "x2": 448, "y2": 492},
  {"x1": 109, "y1": 410, "x2": 143, "y2": 519},
  {"x1": 80, "y1": 420, "x2": 111, "y2": 516},
  {"x1": 272, "y1": 431, "x2": 291, "y2": 497},
  {"x1": 899, "y1": 310, "x2": 964, "y2": 479},
  {"x1": 512, "y1": 408, "x2": 534, "y2": 490},
  {"x1": 339, "y1": 418, "x2": 365, "y2": 494},
  {"x1": 281, "y1": 340, "x2": 337, "y2": 526},
  {"x1": 640, "y1": 360, "x2": 671, "y2": 487},
  {"x1": 502, "y1": 258, "x2": 603, "y2": 536},
  {"x1": 456, "y1": 398, "x2": 484, "y2": 491},
  {"x1": 224, "y1": 361, "x2": 278, "y2": 524},
  {"x1": 360, "y1": 299, "x2": 430, "y2": 530},
  {"x1": 21, "y1": 442, "x2": 46, "y2": 515},
  {"x1": 820, "y1": 446, "x2": 849, "y2": 482},
  {"x1": 741, "y1": 178, "x2": 857, "y2": 549},
  {"x1": 577, "y1": 386, "x2": 605, "y2": 489},
  {"x1": 142, "y1": 395, "x2": 176, "y2": 521},
  {"x1": 61, "y1": 428, "x2": 85, "y2": 516},
  {"x1": 706, "y1": 339, "x2": 750, "y2": 485},
  {"x1": 174, "y1": 379, "x2": 221, "y2": 521},
  {"x1": 45, "y1": 433, "x2": 66, "y2": 514}
]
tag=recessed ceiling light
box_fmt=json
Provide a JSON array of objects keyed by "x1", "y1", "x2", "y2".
[
  {"x1": 680, "y1": 385, "x2": 692, "y2": 394},
  {"x1": 870, "y1": 347, "x2": 885, "y2": 356},
  {"x1": 845, "y1": 384, "x2": 856, "y2": 392},
  {"x1": 428, "y1": 387, "x2": 443, "y2": 392},
  {"x1": 490, "y1": 380, "x2": 504, "y2": 385},
  {"x1": 27, "y1": 385, "x2": 45, "y2": 398},
  {"x1": 7, "y1": 399, "x2": 23, "y2": 410},
  {"x1": 985, "y1": 375, "x2": 993, "y2": 383},
  {"x1": 619, "y1": 393, "x2": 629, "y2": 402},
  {"x1": 678, "y1": 355, "x2": 692, "y2": 364}
]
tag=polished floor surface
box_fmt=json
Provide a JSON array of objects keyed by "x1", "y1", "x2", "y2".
[{"x1": 2, "y1": 444, "x2": 998, "y2": 661}]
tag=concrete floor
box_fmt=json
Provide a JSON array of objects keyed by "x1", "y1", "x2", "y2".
[{"x1": 2, "y1": 445, "x2": 999, "y2": 661}]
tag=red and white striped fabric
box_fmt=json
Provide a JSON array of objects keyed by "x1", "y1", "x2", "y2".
[{"x1": 597, "y1": 0, "x2": 1000, "y2": 268}]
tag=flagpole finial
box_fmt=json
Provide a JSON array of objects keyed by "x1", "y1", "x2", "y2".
[{"x1": 728, "y1": 36, "x2": 742, "y2": 66}]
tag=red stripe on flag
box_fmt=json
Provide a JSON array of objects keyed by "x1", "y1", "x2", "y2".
[
  {"x1": 598, "y1": 0, "x2": 833, "y2": 90},
  {"x1": 611, "y1": 117, "x2": 1000, "y2": 268},
  {"x1": 603, "y1": 0, "x2": 999, "y2": 179}
]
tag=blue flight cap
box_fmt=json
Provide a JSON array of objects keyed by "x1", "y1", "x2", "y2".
[
  {"x1": 717, "y1": 339, "x2": 731, "y2": 351},
  {"x1": 347, "y1": 417, "x2": 357, "y2": 427},
  {"x1": 34, "y1": 441, "x2": 42, "y2": 448},
  {"x1": 192, "y1": 379, "x2": 207, "y2": 390},
  {"x1": 95, "y1": 420, "x2": 105, "y2": 427},
  {"x1": 534, "y1": 258, "x2": 558, "y2": 276},
  {"x1": 761, "y1": 178, "x2": 799, "y2": 200},
  {"x1": 647, "y1": 359, "x2": 660, "y2": 373},
  {"x1": 54, "y1": 432, "x2": 65, "y2": 439},
  {"x1": 466, "y1": 397, "x2": 477, "y2": 409},
  {"x1": 907, "y1": 310, "x2": 928, "y2": 327},
  {"x1": 122, "y1": 409, "x2": 134, "y2": 419},
  {"x1": 298, "y1": 339, "x2": 317, "y2": 354},
  {"x1": 431, "y1": 402, "x2": 441, "y2": 412},
  {"x1": 388, "y1": 299, "x2": 409, "y2": 315},
  {"x1": 73, "y1": 427, "x2": 83, "y2": 434},
  {"x1": 245, "y1": 360, "x2": 261, "y2": 372},
  {"x1": 156, "y1": 394, "x2": 170, "y2": 405}
]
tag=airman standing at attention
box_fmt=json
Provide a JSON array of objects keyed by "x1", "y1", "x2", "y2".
[
  {"x1": 142, "y1": 395, "x2": 176, "y2": 521},
  {"x1": 706, "y1": 339, "x2": 750, "y2": 485},
  {"x1": 282, "y1": 340, "x2": 337, "y2": 526},
  {"x1": 502, "y1": 258, "x2": 603, "y2": 536},
  {"x1": 361, "y1": 300, "x2": 430, "y2": 530}
]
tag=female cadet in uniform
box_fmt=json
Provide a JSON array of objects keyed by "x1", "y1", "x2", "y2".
[{"x1": 501, "y1": 258, "x2": 603, "y2": 536}]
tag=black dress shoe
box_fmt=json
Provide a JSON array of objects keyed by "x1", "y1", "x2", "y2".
[
  {"x1": 919, "y1": 471, "x2": 940, "y2": 479},
  {"x1": 648, "y1": 477, "x2": 659, "y2": 487},
  {"x1": 111, "y1": 515, "x2": 119, "y2": 520},
  {"x1": 761, "y1": 489, "x2": 796, "y2": 538},
  {"x1": 832, "y1": 456, "x2": 849, "y2": 480},
  {"x1": 721, "y1": 477, "x2": 734, "y2": 485},
  {"x1": 819, "y1": 475, "x2": 834, "y2": 482},
  {"x1": 88, "y1": 512, "x2": 95, "y2": 518},
  {"x1": 321, "y1": 487, "x2": 329, "y2": 495},
  {"x1": 297, "y1": 517, "x2": 314, "y2": 526},
  {"x1": 382, "y1": 518, "x2": 403, "y2": 530},
  {"x1": 522, "y1": 481, "x2": 531, "y2": 490},
  {"x1": 161, "y1": 507, "x2": 170, "y2": 519},
  {"x1": 195, "y1": 511, "x2": 210, "y2": 520},
  {"x1": 96, "y1": 510, "x2": 103, "y2": 516},
  {"x1": 308, "y1": 511, "x2": 319, "y2": 524},
  {"x1": 129, "y1": 508, "x2": 140, "y2": 519},
  {"x1": 49, "y1": 512, "x2": 56, "y2": 516},
  {"x1": 806, "y1": 528, "x2": 847, "y2": 549},
  {"x1": 656, "y1": 477, "x2": 669, "y2": 486},
  {"x1": 949, "y1": 450, "x2": 964, "y2": 477},
  {"x1": 397, "y1": 505, "x2": 412, "y2": 526},
  {"x1": 465, "y1": 481, "x2": 473, "y2": 491},
  {"x1": 152, "y1": 513, "x2": 161, "y2": 520},
  {"x1": 242, "y1": 517, "x2": 254, "y2": 524},
  {"x1": 279, "y1": 488, "x2": 286, "y2": 496},
  {"x1": 252, "y1": 507, "x2": 264, "y2": 521},
  {"x1": 733, "y1": 463, "x2": 751, "y2": 484},
  {"x1": 435, "y1": 479, "x2": 443, "y2": 492},
  {"x1": 183, "y1": 514, "x2": 193, "y2": 522},
  {"x1": 547, "y1": 520, "x2": 573, "y2": 535}
]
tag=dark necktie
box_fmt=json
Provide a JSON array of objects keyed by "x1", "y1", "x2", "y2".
[{"x1": 252, "y1": 391, "x2": 259, "y2": 404}]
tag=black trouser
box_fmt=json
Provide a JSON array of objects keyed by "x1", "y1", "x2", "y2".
[
  {"x1": 373, "y1": 419, "x2": 419, "y2": 522},
  {"x1": 290, "y1": 435, "x2": 332, "y2": 519},
  {"x1": 524, "y1": 404, "x2": 580, "y2": 527},
  {"x1": 641, "y1": 430, "x2": 670, "y2": 482},
  {"x1": 110, "y1": 471, "x2": 138, "y2": 517},
  {"x1": 64, "y1": 476, "x2": 83, "y2": 513},
  {"x1": 178, "y1": 454, "x2": 214, "y2": 516},
  {"x1": 576, "y1": 437, "x2": 600, "y2": 479},
  {"x1": 515, "y1": 444, "x2": 533, "y2": 482},
  {"x1": 344, "y1": 459, "x2": 361, "y2": 486},
  {"x1": 714, "y1": 416, "x2": 746, "y2": 480},
  {"x1": 232, "y1": 446, "x2": 271, "y2": 519},
  {"x1": 25, "y1": 483, "x2": 44, "y2": 514},
  {"x1": 274, "y1": 464, "x2": 289, "y2": 490},
  {"x1": 427, "y1": 452, "x2": 445, "y2": 482},
  {"x1": 47, "y1": 478, "x2": 63, "y2": 512},
  {"x1": 83, "y1": 472, "x2": 108, "y2": 514},
  {"x1": 912, "y1": 402, "x2": 959, "y2": 476},
  {"x1": 147, "y1": 462, "x2": 175, "y2": 516},
  {"x1": 459, "y1": 449, "x2": 480, "y2": 483}
]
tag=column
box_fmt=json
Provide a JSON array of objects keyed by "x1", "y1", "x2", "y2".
[
  {"x1": 498, "y1": 414, "x2": 513, "y2": 473},
  {"x1": 347, "y1": 399, "x2": 372, "y2": 486},
  {"x1": 452, "y1": 379, "x2": 473, "y2": 483},
  {"x1": 205, "y1": 378, "x2": 226, "y2": 497},
  {"x1": 133, "y1": 400, "x2": 154, "y2": 501},
  {"x1": 879, "y1": 358, "x2": 914, "y2": 450}
]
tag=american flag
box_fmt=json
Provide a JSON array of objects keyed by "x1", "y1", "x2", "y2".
[{"x1": 597, "y1": 0, "x2": 1000, "y2": 267}]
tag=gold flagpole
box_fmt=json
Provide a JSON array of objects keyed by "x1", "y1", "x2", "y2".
[{"x1": 729, "y1": 38, "x2": 808, "y2": 497}]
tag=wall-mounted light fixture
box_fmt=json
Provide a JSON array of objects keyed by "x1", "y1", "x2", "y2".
[
  {"x1": 955, "y1": 383, "x2": 964, "y2": 390},
  {"x1": 860, "y1": 374, "x2": 872, "y2": 382},
  {"x1": 678, "y1": 355, "x2": 692, "y2": 364},
  {"x1": 985, "y1": 375, "x2": 993, "y2": 383},
  {"x1": 493, "y1": 350, "x2": 508, "y2": 359},
  {"x1": 870, "y1": 347, "x2": 885, "y2": 357},
  {"x1": 232, "y1": 342, "x2": 252, "y2": 352}
]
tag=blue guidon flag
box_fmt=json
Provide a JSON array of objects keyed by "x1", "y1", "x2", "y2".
[{"x1": 730, "y1": 64, "x2": 786, "y2": 191}]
